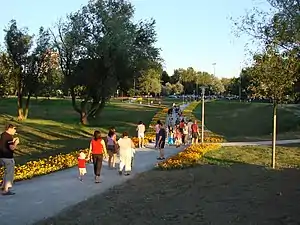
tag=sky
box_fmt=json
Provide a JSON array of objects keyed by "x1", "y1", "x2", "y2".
[{"x1": 0, "y1": 0, "x2": 271, "y2": 78}]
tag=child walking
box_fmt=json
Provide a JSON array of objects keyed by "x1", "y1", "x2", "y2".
[{"x1": 78, "y1": 152, "x2": 87, "y2": 181}]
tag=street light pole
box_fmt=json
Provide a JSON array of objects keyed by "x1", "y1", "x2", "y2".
[
  {"x1": 212, "y1": 63, "x2": 216, "y2": 77},
  {"x1": 200, "y1": 86, "x2": 206, "y2": 143},
  {"x1": 239, "y1": 73, "x2": 242, "y2": 102}
]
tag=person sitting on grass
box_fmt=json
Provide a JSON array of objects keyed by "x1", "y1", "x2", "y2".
[
  {"x1": 78, "y1": 152, "x2": 87, "y2": 182},
  {"x1": 157, "y1": 123, "x2": 166, "y2": 160}
]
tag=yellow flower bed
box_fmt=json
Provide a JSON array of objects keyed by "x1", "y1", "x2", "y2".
[
  {"x1": 182, "y1": 101, "x2": 224, "y2": 143},
  {"x1": 157, "y1": 143, "x2": 220, "y2": 170}
]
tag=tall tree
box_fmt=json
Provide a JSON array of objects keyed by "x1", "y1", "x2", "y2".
[
  {"x1": 249, "y1": 47, "x2": 299, "y2": 168},
  {"x1": 4, "y1": 20, "x2": 33, "y2": 119},
  {"x1": 161, "y1": 70, "x2": 170, "y2": 85},
  {"x1": 52, "y1": 0, "x2": 160, "y2": 124}
]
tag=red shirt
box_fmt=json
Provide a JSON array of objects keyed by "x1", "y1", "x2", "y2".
[
  {"x1": 78, "y1": 158, "x2": 86, "y2": 168},
  {"x1": 91, "y1": 139, "x2": 103, "y2": 154},
  {"x1": 179, "y1": 122, "x2": 185, "y2": 128},
  {"x1": 191, "y1": 124, "x2": 198, "y2": 133}
]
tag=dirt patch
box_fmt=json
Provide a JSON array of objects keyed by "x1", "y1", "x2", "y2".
[{"x1": 35, "y1": 163, "x2": 300, "y2": 225}]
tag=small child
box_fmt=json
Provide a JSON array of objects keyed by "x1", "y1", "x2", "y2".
[
  {"x1": 78, "y1": 152, "x2": 87, "y2": 181},
  {"x1": 175, "y1": 128, "x2": 182, "y2": 147},
  {"x1": 168, "y1": 128, "x2": 174, "y2": 145},
  {"x1": 131, "y1": 147, "x2": 136, "y2": 169}
]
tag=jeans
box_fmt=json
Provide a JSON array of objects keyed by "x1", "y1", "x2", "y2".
[
  {"x1": 92, "y1": 154, "x2": 103, "y2": 176},
  {"x1": 0, "y1": 158, "x2": 15, "y2": 190}
]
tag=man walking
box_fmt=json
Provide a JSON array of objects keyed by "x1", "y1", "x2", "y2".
[
  {"x1": 157, "y1": 123, "x2": 166, "y2": 160},
  {"x1": 0, "y1": 124, "x2": 19, "y2": 195}
]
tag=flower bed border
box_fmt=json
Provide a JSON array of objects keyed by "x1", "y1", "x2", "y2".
[{"x1": 157, "y1": 143, "x2": 221, "y2": 170}]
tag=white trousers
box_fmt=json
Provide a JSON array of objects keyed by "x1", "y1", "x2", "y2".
[{"x1": 119, "y1": 152, "x2": 132, "y2": 172}]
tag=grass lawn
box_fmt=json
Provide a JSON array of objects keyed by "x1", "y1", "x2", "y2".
[
  {"x1": 203, "y1": 145, "x2": 300, "y2": 168},
  {"x1": 194, "y1": 101, "x2": 300, "y2": 141},
  {"x1": 35, "y1": 145, "x2": 300, "y2": 225},
  {"x1": 0, "y1": 97, "x2": 166, "y2": 165}
]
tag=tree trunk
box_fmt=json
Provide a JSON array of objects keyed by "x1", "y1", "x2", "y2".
[
  {"x1": 93, "y1": 98, "x2": 106, "y2": 117},
  {"x1": 272, "y1": 102, "x2": 277, "y2": 169},
  {"x1": 80, "y1": 100, "x2": 88, "y2": 125},
  {"x1": 24, "y1": 93, "x2": 31, "y2": 119},
  {"x1": 17, "y1": 92, "x2": 24, "y2": 120},
  {"x1": 80, "y1": 112, "x2": 88, "y2": 125}
]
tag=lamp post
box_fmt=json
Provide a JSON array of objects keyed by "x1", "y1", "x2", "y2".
[
  {"x1": 200, "y1": 86, "x2": 207, "y2": 143},
  {"x1": 212, "y1": 63, "x2": 216, "y2": 77}
]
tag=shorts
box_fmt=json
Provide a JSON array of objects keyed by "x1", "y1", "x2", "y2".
[
  {"x1": 192, "y1": 132, "x2": 198, "y2": 139},
  {"x1": 79, "y1": 168, "x2": 87, "y2": 175},
  {"x1": 107, "y1": 145, "x2": 117, "y2": 154},
  {"x1": 159, "y1": 140, "x2": 165, "y2": 149},
  {"x1": 138, "y1": 133, "x2": 145, "y2": 138}
]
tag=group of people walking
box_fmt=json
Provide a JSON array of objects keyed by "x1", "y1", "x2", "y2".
[
  {"x1": 166, "y1": 105, "x2": 201, "y2": 147},
  {"x1": 0, "y1": 103, "x2": 200, "y2": 195},
  {"x1": 78, "y1": 128, "x2": 137, "y2": 183}
]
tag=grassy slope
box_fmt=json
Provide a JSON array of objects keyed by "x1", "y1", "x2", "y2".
[
  {"x1": 0, "y1": 98, "x2": 164, "y2": 165},
  {"x1": 203, "y1": 145, "x2": 300, "y2": 169},
  {"x1": 194, "y1": 101, "x2": 300, "y2": 141}
]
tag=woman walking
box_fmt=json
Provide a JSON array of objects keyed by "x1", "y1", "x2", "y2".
[
  {"x1": 118, "y1": 132, "x2": 135, "y2": 176},
  {"x1": 107, "y1": 129, "x2": 117, "y2": 169},
  {"x1": 87, "y1": 131, "x2": 107, "y2": 183}
]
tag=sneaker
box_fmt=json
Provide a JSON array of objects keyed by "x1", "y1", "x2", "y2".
[
  {"x1": 119, "y1": 171, "x2": 122, "y2": 175},
  {"x1": 2, "y1": 191, "x2": 15, "y2": 196},
  {"x1": 124, "y1": 173, "x2": 130, "y2": 176}
]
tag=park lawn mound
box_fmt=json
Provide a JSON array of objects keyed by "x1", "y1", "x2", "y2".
[
  {"x1": 183, "y1": 101, "x2": 224, "y2": 142},
  {"x1": 35, "y1": 162, "x2": 300, "y2": 225},
  {"x1": 202, "y1": 145, "x2": 300, "y2": 169},
  {"x1": 193, "y1": 101, "x2": 300, "y2": 141}
]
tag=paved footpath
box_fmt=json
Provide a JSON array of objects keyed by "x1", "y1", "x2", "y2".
[
  {"x1": 0, "y1": 145, "x2": 184, "y2": 225},
  {"x1": 220, "y1": 139, "x2": 300, "y2": 146}
]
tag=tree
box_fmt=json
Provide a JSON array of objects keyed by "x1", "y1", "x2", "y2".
[
  {"x1": 249, "y1": 47, "x2": 299, "y2": 168},
  {"x1": 161, "y1": 70, "x2": 170, "y2": 85},
  {"x1": 52, "y1": 0, "x2": 160, "y2": 124},
  {"x1": 233, "y1": 0, "x2": 299, "y2": 51},
  {"x1": 4, "y1": 20, "x2": 33, "y2": 119},
  {"x1": 138, "y1": 67, "x2": 162, "y2": 95}
]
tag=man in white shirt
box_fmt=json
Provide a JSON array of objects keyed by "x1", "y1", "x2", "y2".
[{"x1": 136, "y1": 121, "x2": 146, "y2": 148}]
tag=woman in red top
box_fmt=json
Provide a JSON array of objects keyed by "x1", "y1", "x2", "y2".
[{"x1": 87, "y1": 131, "x2": 107, "y2": 183}]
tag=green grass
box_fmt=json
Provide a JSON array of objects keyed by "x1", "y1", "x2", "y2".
[
  {"x1": 0, "y1": 97, "x2": 167, "y2": 165},
  {"x1": 194, "y1": 101, "x2": 300, "y2": 141},
  {"x1": 202, "y1": 145, "x2": 300, "y2": 169}
]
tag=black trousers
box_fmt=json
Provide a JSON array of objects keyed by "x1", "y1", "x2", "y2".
[{"x1": 92, "y1": 154, "x2": 103, "y2": 176}]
